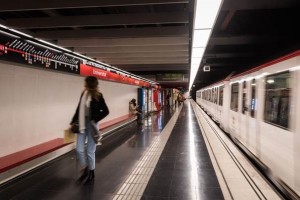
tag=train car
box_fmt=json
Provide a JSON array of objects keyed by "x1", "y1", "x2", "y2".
[
  {"x1": 196, "y1": 80, "x2": 230, "y2": 132},
  {"x1": 196, "y1": 51, "x2": 300, "y2": 197}
]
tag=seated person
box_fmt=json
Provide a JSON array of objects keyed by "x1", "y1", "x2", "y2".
[{"x1": 129, "y1": 99, "x2": 143, "y2": 124}]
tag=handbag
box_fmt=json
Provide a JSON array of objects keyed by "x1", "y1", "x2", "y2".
[
  {"x1": 90, "y1": 120, "x2": 100, "y2": 143},
  {"x1": 70, "y1": 122, "x2": 79, "y2": 133},
  {"x1": 64, "y1": 129, "x2": 76, "y2": 143}
]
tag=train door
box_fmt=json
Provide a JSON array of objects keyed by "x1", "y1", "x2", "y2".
[
  {"x1": 239, "y1": 80, "x2": 248, "y2": 144},
  {"x1": 222, "y1": 82, "x2": 230, "y2": 132},
  {"x1": 229, "y1": 82, "x2": 239, "y2": 138},
  {"x1": 216, "y1": 87, "x2": 221, "y2": 123},
  {"x1": 218, "y1": 85, "x2": 224, "y2": 128},
  {"x1": 247, "y1": 79, "x2": 258, "y2": 154}
]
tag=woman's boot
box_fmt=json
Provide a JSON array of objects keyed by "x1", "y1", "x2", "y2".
[
  {"x1": 77, "y1": 166, "x2": 88, "y2": 182},
  {"x1": 84, "y1": 170, "x2": 95, "y2": 184}
]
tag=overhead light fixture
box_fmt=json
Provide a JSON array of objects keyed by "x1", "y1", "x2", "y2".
[
  {"x1": 0, "y1": 30, "x2": 19, "y2": 38},
  {"x1": 192, "y1": 29, "x2": 211, "y2": 48},
  {"x1": 203, "y1": 65, "x2": 210, "y2": 72},
  {"x1": 191, "y1": 57, "x2": 202, "y2": 66},
  {"x1": 26, "y1": 40, "x2": 62, "y2": 53},
  {"x1": 192, "y1": 47, "x2": 205, "y2": 58},
  {"x1": 189, "y1": 0, "x2": 223, "y2": 91},
  {"x1": 194, "y1": 0, "x2": 223, "y2": 29},
  {"x1": 9, "y1": 29, "x2": 33, "y2": 38}
]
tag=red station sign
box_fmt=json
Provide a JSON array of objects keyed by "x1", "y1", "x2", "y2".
[{"x1": 80, "y1": 64, "x2": 151, "y2": 87}]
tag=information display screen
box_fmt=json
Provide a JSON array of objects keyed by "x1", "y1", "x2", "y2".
[{"x1": 0, "y1": 30, "x2": 80, "y2": 74}]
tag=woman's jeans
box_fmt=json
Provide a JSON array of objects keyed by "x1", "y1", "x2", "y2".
[{"x1": 76, "y1": 120, "x2": 97, "y2": 170}]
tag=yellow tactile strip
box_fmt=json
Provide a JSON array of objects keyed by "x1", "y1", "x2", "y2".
[{"x1": 112, "y1": 106, "x2": 182, "y2": 200}]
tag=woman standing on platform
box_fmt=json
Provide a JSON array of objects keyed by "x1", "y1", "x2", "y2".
[
  {"x1": 129, "y1": 98, "x2": 143, "y2": 125},
  {"x1": 70, "y1": 76, "x2": 109, "y2": 184}
]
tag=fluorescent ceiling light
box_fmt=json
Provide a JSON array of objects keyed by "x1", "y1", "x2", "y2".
[
  {"x1": 192, "y1": 29, "x2": 211, "y2": 48},
  {"x1": 194, "y1": 0, "x2": 222, "y2": 29},
  {"x1": 188, "y1": 64, "x2": 200, "y2": 90},
  {"x1": 189, "y1": 0, "x2": 223, "y2": 91},
  {"x1": 191, "y1": 57, "x2": 202, "y2": 66},
  {"x1": 26, "y1": 40, "x2": 62, "y2": 53},
  {"x1": 0, "y1": 24, "x2": 8, "y2": 29},
  {"x1": 9, "y1": 29, "x2": 33, "y2": 38},
  {"x1": 0, "y1": 30, "x2": 19, "y2": 38},
  {"x1": 192, "y1": 47, "x2": 205, "y2": 58}
]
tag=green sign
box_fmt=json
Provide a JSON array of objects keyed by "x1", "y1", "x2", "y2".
[{"x1": 156, "y1": 73, "x2": 184, "y2": 81}]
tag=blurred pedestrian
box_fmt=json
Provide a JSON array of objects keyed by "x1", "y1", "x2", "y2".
[{"x1": 70, "y1": 76, "x2": 109, "y2": 184}]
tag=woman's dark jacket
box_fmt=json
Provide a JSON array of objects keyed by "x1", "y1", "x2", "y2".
[{"x1": 70, "y1": 92, "x2": 109, "y2": 125}]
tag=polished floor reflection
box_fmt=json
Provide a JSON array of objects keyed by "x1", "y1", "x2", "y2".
[
  {"x1": 0, "y1": 109, "x2": 174, "y2": 200},
  {"x1": 142, "y1": 102, "x2": 224, "y2": 200},
  {"x1": 0, "y1": 103, "x2": 224, "y2": 200}
]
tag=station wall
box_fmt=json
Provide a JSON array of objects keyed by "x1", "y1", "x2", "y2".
[{"x1": 0, "y1": 61, "x2": 138, "y2": 157}]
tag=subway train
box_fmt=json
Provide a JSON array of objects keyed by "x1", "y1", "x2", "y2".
[{"x1": 196, "y1": 51, "x2": 300, "y2": 197}]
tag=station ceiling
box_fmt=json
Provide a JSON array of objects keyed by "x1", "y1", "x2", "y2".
[{"x1": 0, "y1": 0, "x2": 299, "y2": 90}]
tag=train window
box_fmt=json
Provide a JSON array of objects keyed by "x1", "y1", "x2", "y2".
[
  {"x1": 264, "y1": 72, "x2": 291, "y2": 129},
  {"x1": 214, "y1": 88, "x2": 216, "y2": 103},
  {"x1": 250, "y1": 79, "x2": 256, "y2": 118},
  {"x1": 213, "y1": 88, "x2": 216, "y2": 104},
  {"x1": 207, "y1": 90, "x2": 209, "y2": 101},
  {"x1": 242, "y1": 81, "x2": 247, "y2": 114},
  {"x1": 216, "y1": 87, "x2": 219, "y2": 104},
  {"x1": 230, "y1": 83, "x2": 239, "y2": 112},
  {"x1": 219, "y1": 86, "x2": 224, "y2": 106},
  {"x1": 212, "y1": 88, "x2": 214, "y2": 103}
]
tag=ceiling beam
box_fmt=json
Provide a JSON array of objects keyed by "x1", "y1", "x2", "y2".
[
  {"x1": 101, "y1": 59, "x2": 188, "y2": 65},
  {"x1": 7, "y1": 12, "x2": 188, "y2": 29},
  {"x1": 220, "y1": 10, "x2": 235, "y2": 31},
  {"x1": 87, "y1": 52, "x2": 187, "y2": 58},
  {"x1": 74, "y1": 45, "x2": 189, "y2": 53},
  {"x1": 209, "y1": 35, "x2": 285, "y2": 46},
  {"x1": 222, "y1": 0, "x2": 300, "y2": 10},
  {"x1": 58, "y1": 37, "x2": 189, "y2": 47},
  {"x1": 203, "y1": 52, "x2": 256, "y2": 58},
  {"x1": 35, "y1": 26, "x2": 189, "y2": 39},
  {"x1": 100, "y1": 56, "x2": 189, "y2": 62},
  {"x1": 0, "y1": 0, "x2": 188, "y2": 11},
  {"x1": 121, "y1": 65, "x2": 189, "y2": 71}
]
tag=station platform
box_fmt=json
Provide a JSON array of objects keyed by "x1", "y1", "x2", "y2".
[{"x1": 0, "y1": 100, "x2": 282, "y2": 200}]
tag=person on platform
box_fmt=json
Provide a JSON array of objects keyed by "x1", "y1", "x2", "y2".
[
  {"x1": 166, "y1": 93, "x2": 171, "y2": 106},
  {"x1": 70, "y1": 76, "x2": 109, "y2": 184},
  {"x1": 129, "y1": 98, "x2": 143, "y2": 125}
]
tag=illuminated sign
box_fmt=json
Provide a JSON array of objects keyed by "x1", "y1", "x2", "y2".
[
  {"x1": 0, "y1": 30, "x2": 80, "y2": 74},
  {"x1": 80, "y1": 64, "x2": 150, "y2": 87},
  {"x1": 156, "y1": 73, "x2": 184, "y2": 81}
]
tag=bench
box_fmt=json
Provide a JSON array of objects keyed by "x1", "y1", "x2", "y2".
[{"x1": 0, "y1": 114, "x2": 136, "y2": 182}]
